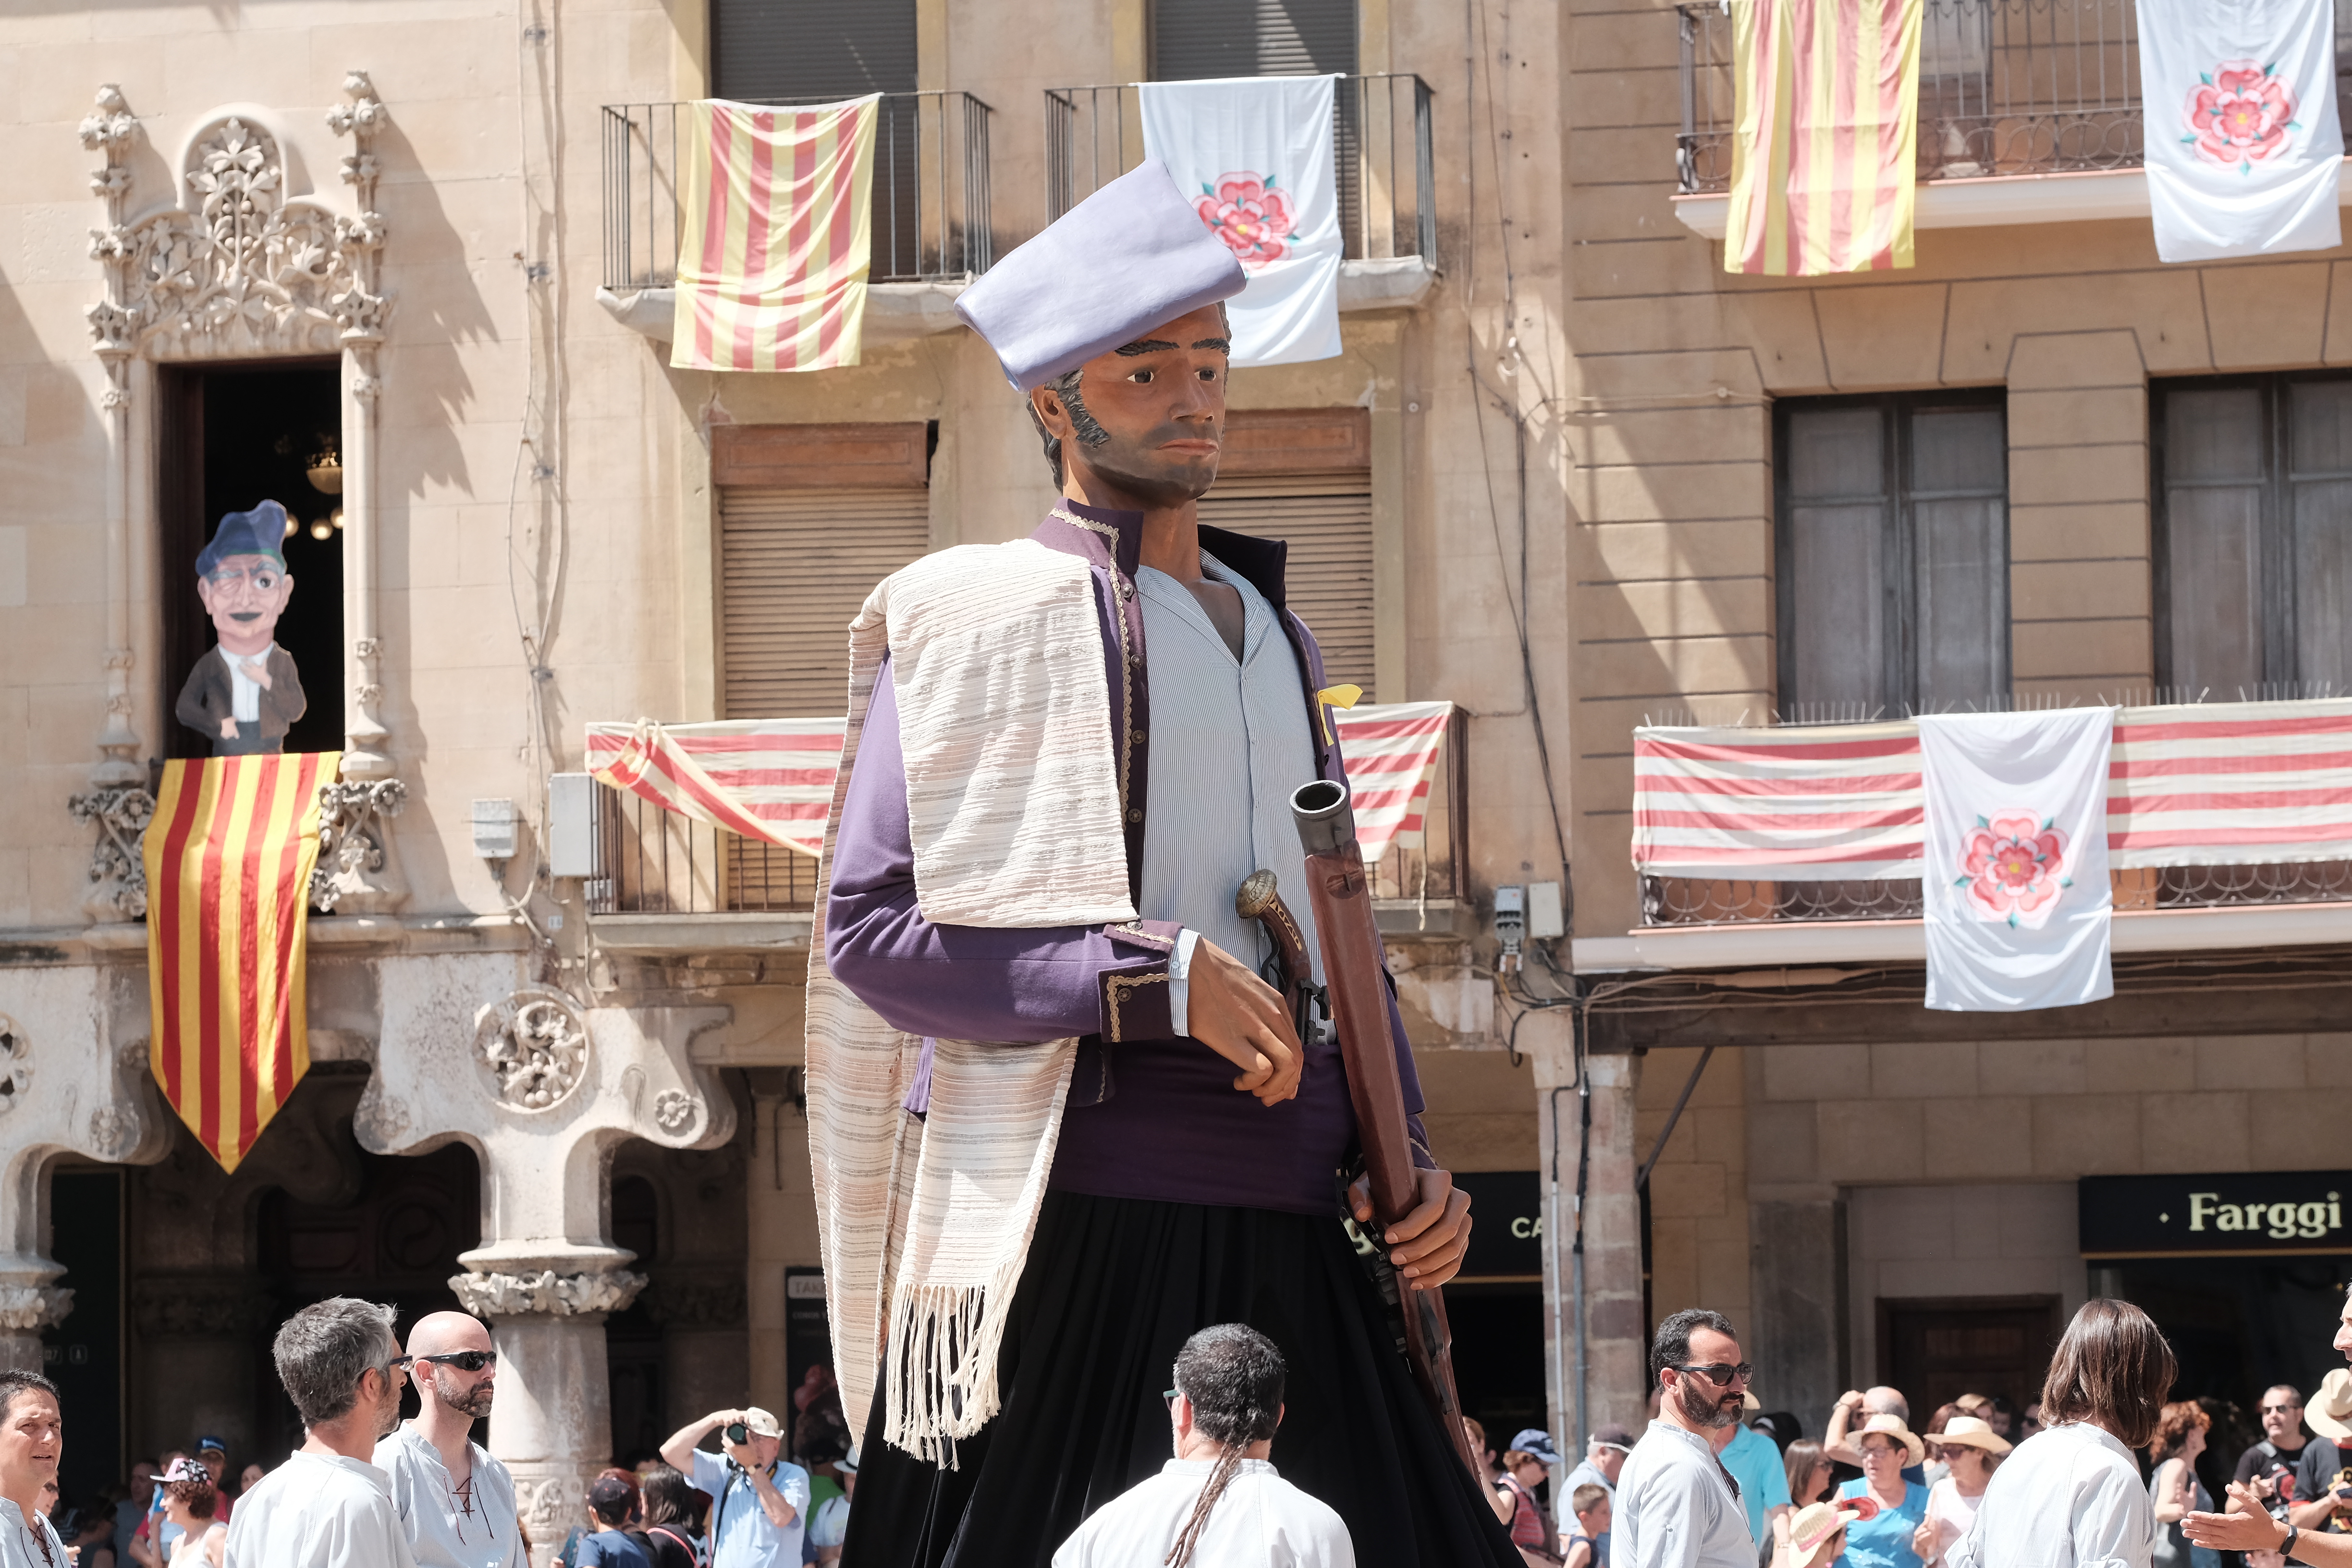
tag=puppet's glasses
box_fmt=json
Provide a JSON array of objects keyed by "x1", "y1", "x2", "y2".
[{"x1": 204, "y1": 565, "x2": 283, "y2": 593}]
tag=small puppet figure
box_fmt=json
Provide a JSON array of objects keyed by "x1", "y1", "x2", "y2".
[{"x1": 175, "y1": 501, "x2": 307, "y2": 756}]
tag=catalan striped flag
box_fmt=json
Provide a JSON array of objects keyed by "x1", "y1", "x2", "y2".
[
  {"x1": 142, "y1": 752, "x2": 338, "y2": 1172},
  {"x1": 1725, "y1": 0, "x2": 1923, "y2": 276},
  {"x1": 670, "y1": 95, "x2": 881, "y2": 373}
]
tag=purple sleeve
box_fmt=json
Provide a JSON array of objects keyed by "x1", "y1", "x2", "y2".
[{"x1": 824, "y1": 659, "x2": 1181, "y2": 1044}]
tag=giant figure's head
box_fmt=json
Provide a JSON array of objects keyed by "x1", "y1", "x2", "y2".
[
  {"x1": 954, "y1": 158, "x2": 1247, "y2": 499},
  {"x1": 194, "y1": 502, "x2": 295, "y2": 658}
]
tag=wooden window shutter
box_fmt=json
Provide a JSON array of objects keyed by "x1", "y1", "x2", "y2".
[
  {"x1": 1151, "y1": 0, "x2": 1359, "y2": 78},
  {"x1": 1201, "y1": 408, "x2": 1375, "y2": 696},
  {"x1": 712, "y1": 0, "x2": 918, "y2": 99},
  {"x1": 715, "y1": 423, "x2": 931, "y2": 718}
]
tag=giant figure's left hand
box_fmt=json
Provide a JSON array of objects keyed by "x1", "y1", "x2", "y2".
[{"x1": 1349, "y1": 1166, "x2": 1471, "y2": 1290}]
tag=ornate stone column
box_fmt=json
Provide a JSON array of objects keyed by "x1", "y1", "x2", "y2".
[
  {"x1": 355, "y1": 955, "x2": 734, "y2": 1568},
  {"x1": 0, "y1": 974, "x2": 169, "y2": 1368}
]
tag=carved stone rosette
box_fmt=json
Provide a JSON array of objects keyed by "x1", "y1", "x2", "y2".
[
  {"x1": 67, "y1": 784, "x2": 156, "y2": 920},
  {"x1": 447, "y1": 1268, "x2": 648, "y2": 1319},
  {"x1": 309, "y1": 777, "x2": 407, "y2": 914},
  {"x1": 475, "y1": 991, "x2": 591, "y2": 1112},
  {"x1": 0, "y1": 1017, "x2": 28, "y2": 1117}
]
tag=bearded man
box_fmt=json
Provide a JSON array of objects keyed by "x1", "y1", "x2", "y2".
[
  {"x1": 373, "y1": 1314, "x2": 521, "y2": 1568},
  {"x1": 1612, "y1": 1310, "x2": 1759, "y2": 1568},
  {"x1": 809, "y1": 159, "x2": 1516, "y2": 1568}
]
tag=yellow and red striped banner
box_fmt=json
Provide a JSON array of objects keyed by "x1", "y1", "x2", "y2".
[
  {"x1": 1725, "y1": 0, "x2": 1923, "y2": 275},
  {"x1": 670, "y1": 95, "x2": 881, "y2": 373},
  {"x1": 142, "y1": 752, "x2": 338, "y2": 1172}
]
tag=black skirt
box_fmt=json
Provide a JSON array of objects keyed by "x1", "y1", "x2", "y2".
[{"x1": 840, "y1": 1189, "x2": 1524, "y2": 1568}]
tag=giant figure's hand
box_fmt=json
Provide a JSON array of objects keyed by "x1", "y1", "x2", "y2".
[
  {"x1": 219, "y1": 718, "x2": 238, "y2": 739},
  {"x1": 1183, "y1": 938, "x2": 1303, "y2": 1105},
  {"x1": 1350, "y1": 1165, "x2": 1472, "y2": 1289}
]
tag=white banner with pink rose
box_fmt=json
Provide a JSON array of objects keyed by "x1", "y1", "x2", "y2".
[
  {"x1": 1918, "y1": 709, "x2": 2116, "y2": 1013},
  {"x1": 1138, "y1": 74, "x2": 1344, "y2": 367},
  {"x1": 2136, "y1": 0, "x2": 2343, "y2": 262}
]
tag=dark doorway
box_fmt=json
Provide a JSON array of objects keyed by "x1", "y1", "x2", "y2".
[
  {"x1": 1878, "y1": 1295, "x2": 2062, "y2": 1418},
  {"x1": 607, "y1": 1175, "x2": 667, "y2": 1467},
  {"x1": 158, "y1": 360, "x2": 345, "y2": 760},
  {"x1": 251, "y1": 1140, "x2": 480, "y2": 1458},
  {"x1": 43, "y1": 1170, "x2": 124, "y2": 1516},
  {"x1": 1449, "y1": 1286, "x2": 1546, "y2": 1449},
  {"x1": 2102, "y1": 1255, "x2": 2352, "y2": 1412}
]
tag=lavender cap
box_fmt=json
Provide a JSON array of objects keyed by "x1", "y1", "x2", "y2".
[{"x1": 954, "y1": 159, "x2": 1246, "y2": 392}]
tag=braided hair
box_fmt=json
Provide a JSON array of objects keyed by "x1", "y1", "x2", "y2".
[{"x1": 1164, "y1": 1325, "x2": 1285, "y2": 1568}]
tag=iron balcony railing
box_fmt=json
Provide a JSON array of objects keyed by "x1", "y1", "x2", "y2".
[
  {"x1": 1044, "y1": 74, "x2": 1436, "y2": 262},
  {"x1": 599, "y1": 92, "x2": 995, "y2": 291},
  {"x1": 585, "y1": 783, "x2": 819, "y2": 916},
  {"x1": 1676, "y1": 0, "x2": 2352, "y2": 194}
]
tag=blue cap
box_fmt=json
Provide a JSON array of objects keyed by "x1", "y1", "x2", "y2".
[
  {"x1": 195, "y1": 502, "x2": 289, "y2": 577},
  {"x1": 1510, "y1": 1429, "x2": 1562, "y2": 1464},
  {"x1": 954, "y1": 159, "x2": 1246, "y2": 392},
  {"x1": 194, "y1": 1436, "x2": 226, "y2": 1455}
]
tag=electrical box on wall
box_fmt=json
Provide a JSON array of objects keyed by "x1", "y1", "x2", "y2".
[
  {"x1": 1526, "y1": 881, "x2": 1565, "y2": 939},
  {"x1": 470, "y1": 798, "x2": 519, "y2": 862},
  {"x1": 547, "y1": 774, "x2": 594, "y2": 879},
  {"x1": 1494, "y1": 884, "x2": 1526, "y2": 967}
]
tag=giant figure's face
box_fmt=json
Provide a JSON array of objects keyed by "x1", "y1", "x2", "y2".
[
  {"x1": 1031, "y1": 304, "x2": 1232, "y2": 506},
  {"x1": 196, "y1": 553, "x2": 294, "y2": 657}
]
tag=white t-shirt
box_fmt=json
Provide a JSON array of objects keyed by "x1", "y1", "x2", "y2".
[
  {"x1": 222, "y1": 1452, "x2": 418, "y2": 1568},
  {"x1": 169, "y1": 1523, "x2": 226, "y2": 1568},
  {"x1": 1919, "y1": 1477, "x2": 1984, "y2": 1568},
  {"x1": 1052, "y1": 1459, "x2": 1354, "y2": 1568}
]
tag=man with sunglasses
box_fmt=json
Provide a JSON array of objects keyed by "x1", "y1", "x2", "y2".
[
  {"x1": 374, "y1": 1315, "x2": 521, "y2": 1568},
  {"x1": 2232, "y1": 1384, "x2": 2344, "y2": 1534},
  {"x1": 1612, "y1": 1309, "x2": 1760, "y2": 1568},
  {"x1": 174, "y1": 502, "x2": 307, "y2": 757}
]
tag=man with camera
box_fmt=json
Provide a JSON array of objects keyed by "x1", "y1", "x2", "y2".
[{"x1": 656, "y1": 1411, "x2": 808, "y2": 1568}]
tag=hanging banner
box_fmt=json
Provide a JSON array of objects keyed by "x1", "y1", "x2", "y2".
[
  {"x1": 1138, "y1": 74, "x2": 1344, "y2": 367},
  {"x1": 2136, "y1": 0, "x2": 2343, "y2": 262},
  {"x1": 671, "y1": 95, "x2": 881, "y2": 372},
  {"x1": 143, "y1": 752, "x2": 338, "y2": 1171},
  {"x1": 587, "y1": 718, "x2": 844, "y2": 858},
  {"x1": 1919, "y1": 710, "x2": 2114, "y2": 1013},
  {"x1": 1725, "y1": 0, "x2": 1925, "y2": 275}
]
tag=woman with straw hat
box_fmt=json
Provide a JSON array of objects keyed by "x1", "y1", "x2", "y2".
[
  {"x1": 1771, "y1": 1499, "x2": 1871, "y2": 1568},
  {"x1": 1912, "y1": 1418, "x2": 2009, "y2": 1568},
  {"x1": 1835, "y1": 1414, "x2": 1930, "y2": 1567}
]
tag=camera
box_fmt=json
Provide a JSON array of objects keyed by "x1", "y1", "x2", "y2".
[{"x1": 724, "y1": 1421, "x2": 749, "y2": 1446}]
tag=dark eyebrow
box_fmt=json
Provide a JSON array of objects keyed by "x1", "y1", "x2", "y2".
[
  {"x1": 1115, "y1": 338, "x2": 1178, "y2": 355},
  {"x1": 1192, "y1": 337, "x2": 1231, "y2": 353}
]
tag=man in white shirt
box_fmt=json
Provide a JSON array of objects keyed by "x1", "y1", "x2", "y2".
[
  {"x1": 1613, "y1": 1308, "x2": 1762, "y2": 1568},
  {"x1": 1053, "y1": 1324, "x2": 1353, "y2": 1568},
  {"x1": 0, "y1": 1370, "x2": 69, "y2": 1568},
  {"x1": 373, "y1": 1314, "x2": 522, "y2": 1568},
  {"x1": 657, "y1": 1409, "x2": 808, "y2": 1568},
  {"x1": 223, "y1": 1298, "x2": 416, "y2": 1568}
]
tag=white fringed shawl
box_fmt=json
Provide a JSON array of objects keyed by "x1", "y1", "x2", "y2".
[{"x1": 805, "y1": 538, "x2": 1131, "y2": 1466}]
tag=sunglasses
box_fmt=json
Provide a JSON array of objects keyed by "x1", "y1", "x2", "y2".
[
  {"x1": 1672, "y1": 1362, "x2": 1754, "y2": 1387},
  {"x1": 2263, "y1": 1403, "x2": 2302, "y2": 1415},
  {"x1": 404, "y1": 1350, "x2": 499, "y2": 1372}
]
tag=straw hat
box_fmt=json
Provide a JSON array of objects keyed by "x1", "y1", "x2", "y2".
[
  {"x1": 2309, "y1": 1369, "x2": 2352, "y2": 1443},
  {"x1": 1930, "y1": 1415, "x2": 2011, "y2": 1456},
  {"x1": 1785, "y1": 1500, "x2": 1873, "y2": 1568},
  {"x1": 1855, "y1": 1411, "x2": 1926, "y2": 1466}
]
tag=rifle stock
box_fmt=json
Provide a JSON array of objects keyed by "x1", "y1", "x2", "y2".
[{"x1": 1289, "y1": 779, "x2": 1481, "y2": 1480}]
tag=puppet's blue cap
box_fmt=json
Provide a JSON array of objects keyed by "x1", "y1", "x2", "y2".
[
  {"x1": 195, "y1": 502, "x2": 289, "y2": 576},
  {"x1": 953, "y1": 159, "x2": 1246, "y2": 392}
]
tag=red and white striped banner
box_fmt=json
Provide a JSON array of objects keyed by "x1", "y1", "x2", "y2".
[
  {"x1": 587, "y1": 719, "x2": 845, "y2": 858},
  {"x1": 1633, "y1": 698, "x2": 2352, "y2": 878},
  {"x1": 589, "y1": 701, "x2": 1453, "y2": 870},
  {"x1": 1334, "y1": 700, "x2": 1453, "y2": 865},
  {"x1": 2109, "y1": 698, "x2": 2352, "y2": 868}
]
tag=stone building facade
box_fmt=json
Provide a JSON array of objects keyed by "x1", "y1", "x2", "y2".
[{"x1": 0, "y1": 0, "x2": 1586, "y2": 1536}]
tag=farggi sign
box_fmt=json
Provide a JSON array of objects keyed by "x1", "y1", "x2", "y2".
[{"x1": 2080, "y1": 1172, "x2": 2352, "y2": 1258}]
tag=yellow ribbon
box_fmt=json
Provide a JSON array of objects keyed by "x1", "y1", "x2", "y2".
[{"x1": 1315, "y1": 684, "x2": 1362, "y2": 747}]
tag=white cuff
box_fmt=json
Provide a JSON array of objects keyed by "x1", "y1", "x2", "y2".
[{"x1": 1168, "y1": 928, "x2": 1201, "y2": 1036}]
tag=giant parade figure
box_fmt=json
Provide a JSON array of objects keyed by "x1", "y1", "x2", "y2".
[{"x1": 806, "y1": 159, "x2": 1519, "y2": 1568}]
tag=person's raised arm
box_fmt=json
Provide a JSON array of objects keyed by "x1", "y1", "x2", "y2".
[
  {"x1": 2189, "y1": 1480, "x2": 2352, "y2": 1564},
  {"x1": 657, "y1": 1413, "x2": 728, "y2": 1477},
  {"x1": 1823, "y1": 1392, "x2": 1865, "y2": 1465}
]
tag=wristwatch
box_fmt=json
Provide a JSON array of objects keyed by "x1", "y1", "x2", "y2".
[{"x1": 2283, "y1": 1523, "x2": 2301, "y2": 1561}]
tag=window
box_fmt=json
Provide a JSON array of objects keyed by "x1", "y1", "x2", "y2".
[
  {"x1": 1775, "y1": 394, "x2": 2009, "y2": 716},
  {"x1": 1200, "y1": 409, "x2": 1376, "y2": 696},
  {"x1": 2155, "y1": 374, "x2": 2352, "y2": 698},
  {"x1": 1151, "y1": 0, "x2": 1358, "y2": 79}
]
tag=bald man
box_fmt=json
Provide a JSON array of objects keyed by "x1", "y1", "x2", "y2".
[{"x1": 373, "y1": 1314, "x2": 522, "y2": 1568}]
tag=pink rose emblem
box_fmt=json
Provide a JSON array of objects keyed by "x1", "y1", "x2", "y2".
[
  {"x1": 1195, "y1": 172, "x2": 1297, "y2": 270},
  {"x1": 1957, "y1": 811, "x2": 2072, "y2": 929},
  {"x1": 2184, "y1": 60, "x2": 2300, "y2": 170}
]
